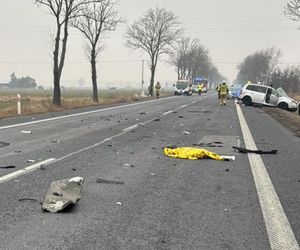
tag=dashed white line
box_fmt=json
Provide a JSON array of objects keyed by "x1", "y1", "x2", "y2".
[
  {"x1": 163, "y1": 111, "x2": 173, "y2": 115},
  {"x1": 0, "y1": 158, "x2": 56, "y2": 184},
  {"x1": 122, "y1": 124, "x2": 138, "y2": 132},
  {"x1": 0, "y1": 97, "x2": 204, "y2": 184},
  {"x1": 236, "y1": 104, "x2": 299, "y2": 250}
]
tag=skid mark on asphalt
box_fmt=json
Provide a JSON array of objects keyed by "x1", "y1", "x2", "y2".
[{"x1": 236, "y1": 104, "x2": 299, "y2": 250}]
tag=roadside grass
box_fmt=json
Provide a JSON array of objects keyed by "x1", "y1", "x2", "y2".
[{"x1": 0, "y1": 88, "x2": 146, "y2": 119}]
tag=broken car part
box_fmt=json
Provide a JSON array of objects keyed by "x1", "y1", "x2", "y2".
[
  {"x1": 96, "y1": 178, "x2": 124, "y2": 185},
  {"x1": 42, "y1": 176, "x2": 84, "y2": 213},
  {"x1": 232, "y1": 146, "x2": 278, "y2": 154},
  {"x1": 0, "y1": 141, "x2": 10, "y2": 147}
]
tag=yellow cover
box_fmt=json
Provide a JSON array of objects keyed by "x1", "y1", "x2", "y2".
[{"x1": 163, "y1": 147, "x2": 224, "y2": 161}]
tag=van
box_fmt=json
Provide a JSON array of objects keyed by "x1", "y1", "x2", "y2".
[
  {"x1": 239, "y1": 83, "x2": 298, "y2": 111},
  {"x1": 174, "y1": 80, "x2": 193, "y2": 95}
]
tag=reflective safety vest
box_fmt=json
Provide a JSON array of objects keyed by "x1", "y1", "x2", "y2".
[{"x1": 220, "y1": 84, "x2": 228, "y2": 95}]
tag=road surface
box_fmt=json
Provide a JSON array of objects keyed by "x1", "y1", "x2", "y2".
[{"x1": 0, "y1": 93, "x2": 299, "y2": 250}]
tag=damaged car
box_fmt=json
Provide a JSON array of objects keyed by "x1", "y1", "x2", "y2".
[{"x1": 239, "y1": 83, "x2": 298, "y2": 111}]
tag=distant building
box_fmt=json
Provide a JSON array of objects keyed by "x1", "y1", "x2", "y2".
[{"x1": 0, "y1": 83, "x2": 9, "y2": 89}]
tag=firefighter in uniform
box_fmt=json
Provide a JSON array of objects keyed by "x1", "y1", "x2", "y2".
[
  {"x1": 155, "y1": 81, "x2": 161, "y2": 98},
  {"x1": 198, "y1": 84, "x2": 203, "y2": 96},
  {"x1": 219, "y1": 81, "x2": 229, "y2": 106}
]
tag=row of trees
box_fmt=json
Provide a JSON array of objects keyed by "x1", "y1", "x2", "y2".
[
  {"x1": 8, "y1": 73, "x2": 37, "y2": 89},
  {"x1": 35, "y1": 1, "x2": 224, "y2": 105},
  {"x1": 235, "y1": 47, "x2": 300, "y2": 93},
  {"x1": 170, "y1": 38, "x2": 225, "y2": 84}
]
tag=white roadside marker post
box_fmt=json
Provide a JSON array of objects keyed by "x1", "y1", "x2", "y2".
[{"x1": 17, "y1": 94, "x2": 21, "y2": 115}]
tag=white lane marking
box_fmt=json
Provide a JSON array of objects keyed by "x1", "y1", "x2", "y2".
[
  {"x1": 0, "y1": 158, "x2": 56, "y2": 184},
  {"x1": 236, "y1": 104, "x2": 299, "y2": 250},
  {"x1": 163, "y1": 110, "x2": 173, "y2": 116},
  {"x1": 181, "y1": 104, "x2": 187, "y2": 108},
  {"x1": 122, "y1": 124, "x2": 138, "y2": 132},
  {"x1": 0, "y1": 97, "x2": 203, "y2": 184},
  {"x1": 0, "y1": 96, "x2": 177, "y2": 130}
]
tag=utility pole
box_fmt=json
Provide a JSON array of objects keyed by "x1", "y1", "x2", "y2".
[{"x1": 141, "y1": 59, "x2": 146, "y2": 97}]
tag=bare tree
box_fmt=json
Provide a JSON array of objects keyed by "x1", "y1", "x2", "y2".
[
  {"x1": 125, "y1": 7, "x2": 182, "y2": 96},
  {"x1": 171, "y1": 38, "x2": 213, "y2": 81},
  {"x1": 35, "y1": 0, "x2": 100, "y2": 106},
  {"x1": 236, "y1": 47, "x2": 281, "y2": 85},
  {"x1": 285, "y1": 0, "x2": 300, "y2": 21},
  {"x1": 70, "y1": 0, "x2": 123, "y2": 102}
]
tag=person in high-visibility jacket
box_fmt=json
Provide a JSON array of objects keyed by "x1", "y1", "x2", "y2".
[
  {"x1": 155, "y1": 81, "x2": 161, "y2": 98},
  {"x1": 219, "y1": 81, "x2": 229, "y2": 105},
  {"x1": 197, "y1": 84, "x2": 203, "y2": 96}
]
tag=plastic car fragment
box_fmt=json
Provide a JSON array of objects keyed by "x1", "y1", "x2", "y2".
[{"x1": 42, "y1": 176, "x2": 84, "y2": 213}]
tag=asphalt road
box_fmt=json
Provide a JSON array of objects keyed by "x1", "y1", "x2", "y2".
[{"x1": 0, "y1": 93, "x2": 299, "y2": 250}]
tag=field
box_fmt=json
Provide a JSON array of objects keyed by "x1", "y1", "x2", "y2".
[{"x1": 0, "y1": 88, "x2": 145, "y2": 119}]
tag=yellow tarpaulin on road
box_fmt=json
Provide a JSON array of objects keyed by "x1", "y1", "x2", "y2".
[{"x1": 163, "y1": 147, "x2": 225, "y2": 161}]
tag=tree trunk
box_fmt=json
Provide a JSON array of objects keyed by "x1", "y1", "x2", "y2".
[
  {"x1": 150, "y1": 65, "x2": 155, "y2": 97},
  {"x1": 53, "y1": 24, "x2": 62, "y2": 106},
  {"x1": 91, "y1": 49, "x2": 99, "y2": 102}
]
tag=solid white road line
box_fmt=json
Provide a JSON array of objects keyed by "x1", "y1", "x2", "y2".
[
  {"x1": 0, "y1": 158, "x2": 56, "y2": 184},
  {"x1": 236, "y1": 104, "x2": 299, "y2": 250},
  {"x1": 0, "y1": 96, "x2": 178, "y2": 130}
]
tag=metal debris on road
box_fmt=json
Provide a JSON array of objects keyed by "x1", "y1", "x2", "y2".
[
  {"x1": 154, "y1": 118, "x2": 160, "y2": 121},
  {"x1": 0, "y1": 141, "x2": 10, "y2": 147},
  {"x1": 193, "y1": 142, "x2": 223, "y2": 147},
  {"x1": 179, "y1": 116, "x2": 184, "y2": 118},
  {"x1": 27, "y1": 159, "x2": 36, "y2": 163},
  {"x1": 42, "y1": 176, "x2": 84, "y2": 213},
  {"x1": 51, "y1": 140, "x2": 60, "y2": 143},
  {"x1": 122, "y1": 163, "x2": 134, "y2": 168},
  {"x1": 232, "y1": 146, "x2": 278, "y2": 154},
  {"x1": 183, "y1": 131, "x2": 190, "y2": 135},
  {"x1": 19, "y1": 198, "x2": 40, "y2": 202},
  {"x1": 0, "y1": 165, "x2": 16, "y2": 169},
  {"x1": 116, "y1": 202, "x2": 122, "y2": 205},
  {"x1": 21, "y1": 130, "x2": 32, "y2": 134},
  {"x1": 96, "y1": 178, "x2": 124, "y2": 185}
]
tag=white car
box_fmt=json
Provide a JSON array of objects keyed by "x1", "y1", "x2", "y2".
[{"x1": 239, "y1": 83, "x2": 298, "y2": 111}]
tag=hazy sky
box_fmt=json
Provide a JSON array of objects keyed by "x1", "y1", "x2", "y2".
[{"x1": 0, "y1": 0, "x2": 299, "y2": 88}]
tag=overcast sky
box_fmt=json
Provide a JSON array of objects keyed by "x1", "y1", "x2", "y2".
[{"x1": 0, "y1": 0, "x2": 299, "y2": 88}]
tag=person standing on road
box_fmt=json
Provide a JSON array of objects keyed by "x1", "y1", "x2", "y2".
[
  {"x1": 198, "y1": 84, "x2": 203, "y2": 96},
  {"x1": 219, "y1": 81, "x2": 229, "y2": 106},
  {"x1": 155, "y1": 81, "x2": 161, "y2": 98},
  {"x1": 216, "y1": 83, "x2": 221, "y2": 100}
]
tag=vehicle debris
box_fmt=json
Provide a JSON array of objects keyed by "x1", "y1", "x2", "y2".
[
  {"x1": 0, "y1": 165, "x2": 16, "y2": 169},
  {"x1": 42, "y1": 176, "x2": 84, "y2": 213},
  {"x1": 183, "y1": 131, "x2": 190, "y2": 135},
  {"x1": 0, "y1": 141, "x2": 10, "y2": 147},
  {"x1": 14, "y1": 150, "x2": 22, "y2": 153},
  {"x1": 27, "y1": 159, "x2": 36, "y2": 163},
  {"x1": 21, "y1": 130, "x2": 32, "y2": 134},
  {"x1": 139, "y1": 112, "x2": 146, "y2": 115},
  {"x1": 193, "y1": 142, "x2": 223, "y2": 147},
  {"x1": 232, "y1": 146, "x2": 278, "y2": 154},
  {"x1": 51, "y1": 140, "x2": 60, "y2": 143},
  {"x1": 116, "y1": 202, "x2": 122, "y2": 205},
  {"x1": 19, "y1": 198, "x2": 40, "y2": 202},
  {"x1": 40, "y1": 164, "x2": 46, "y2": 170},
  {"x1": 96, "y1": 178, "x2": 124, "y2": 185},
  {"x1": 154, "y1": 118, "x2": 160, "y2": 121},
  {"x1": 164, "y1": 147, "x2": 235, "y2": 161},
  {"x1": 179, "y1": 116, "x2": 184, "y2": 118},
  {"x1": 122, "y1": 163, "x2": 134, "y2": 168}
]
